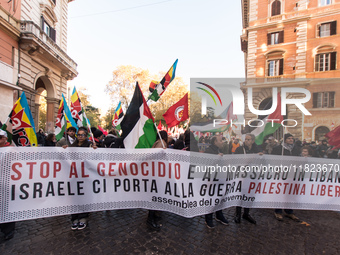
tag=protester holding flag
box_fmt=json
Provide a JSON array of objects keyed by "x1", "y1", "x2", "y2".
[
  {"x1": 271, "y1": 133, "x2": 301, "y2": 222},
  {"x1": 204, "y1": 135, "x2": 229, "y2": 228},
  {"x1": 0, "y1": 130, "x2": 15, "y2": 240},
  {"x1": 56, "y1": 126, "x2": 77, "y2": 148},
  {"x1": 234, "y1": 133, "x2": 260, "y2": 225}
]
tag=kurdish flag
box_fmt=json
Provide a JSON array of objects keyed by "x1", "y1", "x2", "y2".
[
  {"x1": 121, "y1": 82, "x2": 157, "y2": 148},
  {"x1": 149, "y1": 59, "x2": 178, "y2": 102},
  {"x1": 112, "y1": 101, "x2": 124, "y2": 130},
  {"x1": 1, "y1": 91, "x2": 38, "y2": 146},
  {"x1": 70, "y1": 87, "x2": 90, "y2": 129},
  {"x1": 55, "y1": 94, "x2": 77, "y2": 141},
  {"x1": 251, "y1": 93, "x2": 283, "y2": 145}
]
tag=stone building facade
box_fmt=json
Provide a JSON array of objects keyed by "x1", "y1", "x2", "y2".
[
  {"x1": 0, "y1": 0, "x2": 21, "y2": 123},
  {"x1": 0, "y1": 0, "x2": 77, "y2": 132},
  {"x1": 241, "y1": 0, "x2": 340, "y2": 141}
]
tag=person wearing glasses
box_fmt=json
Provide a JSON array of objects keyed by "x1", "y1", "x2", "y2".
[
  {"x1": 64, "y1": 127, "x2": 97, "y2": 230},
  {"x1": 234, "y1": 133, "x2": 261, "y2": 224}
]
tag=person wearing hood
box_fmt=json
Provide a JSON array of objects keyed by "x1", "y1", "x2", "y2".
[
  {"x1": 103, "y1": 129, "x2": 124, "y2": 148},
  {"x1": 271, "y1": 133, "x2": 301, "y2": 222}
]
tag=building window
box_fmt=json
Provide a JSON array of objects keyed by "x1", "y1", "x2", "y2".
[
  {"x1": 313, "y1": 92, "x2": 335, "y2": 108},
  {"x1": 267, "y1": 59, "x2": 283, "y2": 76},
  {"x1": 271, "y1": 0, "x2": 281, "y2": 16},
  {"x1": 267, "y1": 31, "x2": 284, "y2": 45},
  {"x1": 318, "y1": 21, "x2": 337, "y2": 37},
  {"x1": 41, "y1": 16, "x2": 56, "y2": 42},
  {"x1": 315, "y1": 52, "x2": 336, "y2": 71},
  {"x1": 320, "y1": 0, "x2": 331, "y2": 6}
]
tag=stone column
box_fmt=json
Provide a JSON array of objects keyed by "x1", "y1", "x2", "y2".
[{"x1": 46, "y1": 97, "x2": 59, "y2": 133}]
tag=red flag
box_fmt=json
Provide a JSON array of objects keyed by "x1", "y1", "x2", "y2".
[
  {"x1": 325, "y1": 125, "x2": 340, "y2": 149},
  {"x1": 157, "y1": 120, "x2": 162, "y2": 130},
  {"x1": 163, "y1": 93, "x2": 189, "y2": 128},
  {"x1": 97, "y1": 125, "x2": 108, "y2": 136}
]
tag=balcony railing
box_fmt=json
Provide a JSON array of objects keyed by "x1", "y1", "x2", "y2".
[{"x1": 20, "y1": 20, "x2": 77, "y2": 72}]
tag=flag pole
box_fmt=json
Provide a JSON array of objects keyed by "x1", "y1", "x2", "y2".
[
  {"x1": 281, "y1": 126, "x2": 286, "y2": 156},
  {"x1": 153, "y1": 122, "x2": 166, "y2": 149}
]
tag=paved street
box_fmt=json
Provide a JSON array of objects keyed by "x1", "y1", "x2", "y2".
[{"x1": 1, "y1": 208, "x2": 339, "y2": 254}]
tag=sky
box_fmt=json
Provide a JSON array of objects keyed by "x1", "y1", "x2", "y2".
[{"x1": 67, "y1": 0, "x2": 245, "y2": 114}]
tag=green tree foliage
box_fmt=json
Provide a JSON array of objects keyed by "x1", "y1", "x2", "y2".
[{"x1": 76, "y1": 87, "x2": 101, "y2": 128}]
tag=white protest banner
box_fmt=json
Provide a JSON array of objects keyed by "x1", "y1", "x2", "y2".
[{"x1": 1, "y1": 147, "x2": 340, "y2": 223}]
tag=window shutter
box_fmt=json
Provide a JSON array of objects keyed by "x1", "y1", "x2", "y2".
[
  {"x1": 279, "y1": 59, "x2": 284, "y2": 75},
  {"x1": 315, "y1": 54, "x2": 319, "y2": 71},
  {"x1": 331, "y1": 21, "x2": 337, "y2": 35},
  {"x1": 279, "y1": 31, "x2": 284, "y2": 43},
  {"x1": 329, "y1": 92, "x2": 335, "y2": 107},
  {"x1": 267, "y1": 61, "x2": 270, "y2": 76},
  {"x1": 50, "y1": 27, "x2": 56, "y2": 42},
  {"x1": 313, "y1": 93, "x2": 318, "y2": 108},
  {"x1": 41, "y1": 16, "x2": 45, "y2": 30},
  {"x1": 272, "y1": 0, "x2": 281, "y2": 16},
  {"x1": 330, "y1": 52, "x2": 336, "y2": 70}
]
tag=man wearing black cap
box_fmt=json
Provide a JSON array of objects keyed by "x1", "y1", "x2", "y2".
[{"x1": 271, "y1": 133, "x2": 301, "y2": 221}]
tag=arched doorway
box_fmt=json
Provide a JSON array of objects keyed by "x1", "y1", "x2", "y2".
[
  {"x1": 314, "y1": 126, "x2": 330, "y2": 142},
  {"x1": 34, "y1": 76, "x2": 57, "y2": 133}
]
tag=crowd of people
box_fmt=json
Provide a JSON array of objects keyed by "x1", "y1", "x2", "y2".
[{"x1": 1, "y1": 125, "x2": 338, "y2": 239}]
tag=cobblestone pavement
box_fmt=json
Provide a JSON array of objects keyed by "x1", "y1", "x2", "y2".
[{"x1": 1, "y1": 208, "x2": 339, "y2": 254}]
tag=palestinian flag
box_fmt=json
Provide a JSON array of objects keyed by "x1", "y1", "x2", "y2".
[
  {"x1": 112, "y1": 101, "x2": 124, "y2": 130},
  {"x1": 121, "y1": 82, "x2": 157, "y2": 148},
  {"x1": 251, "y1": 93, "x2": 283, "y2": 145},
  {"x1": 149, "y1": 59, "x2": 178, "y2": 102}
]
